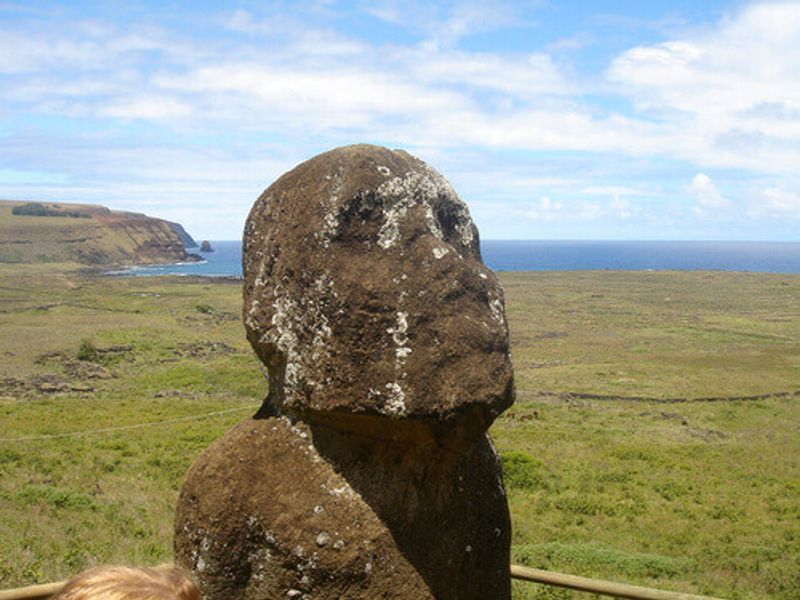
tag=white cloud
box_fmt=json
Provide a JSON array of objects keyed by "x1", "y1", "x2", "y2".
[
  {"x1": 0, "y1": 26, "x2": 199, "y2": 74},
  {"x1": 757, "y1": 187, "x2": 800, "y2": 217},
  {"x1": 2, "y1": 2, "x2": 800, "y2": 239},
  {"x1": 155, "y1": 63, "x2": 465, "y2": 131},
  {"x1": 520, "y1": 196, "x2": 563, "y2": 221},
  {"x1": 0, "y1": 132, "x2": 300, "y2": 238},
  {"x1": 575, "y1": 186, "x2": 650, "y2": 221},
  {"x1": 545, "y1": 32, "x2": 592, "y2": 53},
  {"x1": 225, "y1": 9, "x2": 267, "y2": 34},
  {"x1": 361, "y1": 0, "x2": 527, "y2": 48},
  {"x1": 519, "y1": 196, "x2": 614, "y2": 223},
  {"x1": 223, "y1": 9, "x2": 367, "y2": 56},
  {"x1": 608, "y1": 2, "x2": 800, "y2": 171},
  {"x1": 610, "y1": 196, "x2": 633, "y2": 220},
  {"x1": 10, "y1": 2, "x2": 799, "y2": 173},
  {"x1": 690, "y1": 173, "x2": 731, "y2": 216},
  {"x1": 609, "y1": 4, "x2": 800, "y2": 114},
  {"x1": 409, "y1": 50, "x2": 570, "y2": 97},
  {"x1": 413, "y1": 109, "x2": 668, "y2": 153},
  {"x1": 576, "y1": 201, "x2": 603, "y2": 221},
  {"x1": 581, "y1": 185, "x2": 649, "y2": 197},
  {"x1": 0, "y1": 31, "x2": 93, "y2": 73},
  {"x1": 101, "y1": 96, "x2": 193, "y2": 120}
]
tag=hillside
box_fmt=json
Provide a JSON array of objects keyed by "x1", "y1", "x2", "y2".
[{"x1": 0, "y1": 200, "x2": 200, "y2": 266}]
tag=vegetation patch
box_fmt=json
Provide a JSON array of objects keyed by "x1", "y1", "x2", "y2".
[
  {"x1": 11, "y1": 203, "x2": 91, "y2": 219},
  {"x1": 513, "y1": 541, "x2": 694, "y2": 579},
  {"x1": 76, "y1": 339, "x2": 100, "y2": 362},
  {"x1": 501, "y1": 450, "x2": 549, "y2": 490},
  {"x1": 12, "y1": 485, "x2": 100, "y2": 512}
]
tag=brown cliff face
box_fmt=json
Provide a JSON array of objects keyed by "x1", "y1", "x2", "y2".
[{"x1": 0, "y1": 200, "x2": 199, "y2": 266}]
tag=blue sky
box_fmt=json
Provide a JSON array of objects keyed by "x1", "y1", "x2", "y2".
[{"x1": 1, "y1": 0, "x2": 799, "y2": 241}]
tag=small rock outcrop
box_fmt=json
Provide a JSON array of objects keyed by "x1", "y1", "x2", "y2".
[
  {"x1": 200, "y1": 240, "x2": 214, "y2": 253},
  {"x1": 174, "y1": 144, "x2": 515, "y2": 599}
]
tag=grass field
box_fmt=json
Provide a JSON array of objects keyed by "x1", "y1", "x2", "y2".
[{"x1": 0, "y1": 265, "x2": 798, "y2": 598}]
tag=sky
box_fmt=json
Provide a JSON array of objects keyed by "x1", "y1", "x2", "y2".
[{"x1": 1, "y1": 1, "x2": 799, "y2": 241}]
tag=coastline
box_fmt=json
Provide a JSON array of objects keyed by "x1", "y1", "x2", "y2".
[{"x1": 94, "y1": 239, "x2": 800, "y2": 277}]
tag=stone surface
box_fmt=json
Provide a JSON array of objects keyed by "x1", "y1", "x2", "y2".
[
  {"x1": 175, "y1": 144, "x2": 514, "y2": 599},
  {"x1": 175, "y1": 418, "x2": 511, "y2": 600},
  {"x1": 242, "y1": 144, "x2": 513, "y2": 434}
]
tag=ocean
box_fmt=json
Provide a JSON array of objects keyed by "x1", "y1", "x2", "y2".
[{"x1": 113, "y1": 239, "x2": 800, "y2": 277}]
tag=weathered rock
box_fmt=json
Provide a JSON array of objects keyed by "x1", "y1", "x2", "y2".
[
  {"x1": 242, "y1": 144, "x2": 513, "y2": 436},
  {"x1": 175, "y1": 144, "x2": 514, "y2": 599},
  {"x1": 175, "y1": 418, "x2": 510, "y2": 599}
]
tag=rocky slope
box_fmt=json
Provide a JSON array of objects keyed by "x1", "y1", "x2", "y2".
[
  {"x1": 167, "y1": 221, "x2": 198, "y2": 248},
  {"x1": 0, "y1": 200, "x2": 200, "y2": 266}
]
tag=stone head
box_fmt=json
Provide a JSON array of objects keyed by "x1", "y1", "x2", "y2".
[{"x1": 243, "y1": 144, "x2": 513, "y2": 438}]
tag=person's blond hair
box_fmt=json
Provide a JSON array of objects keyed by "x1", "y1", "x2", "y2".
[{"x1": 53, "y1": 566, "x2": 199, "y2": 600}]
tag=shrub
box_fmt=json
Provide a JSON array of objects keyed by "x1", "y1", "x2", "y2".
[
  {"x1": 11, "y1": 202, "x2": 90, "y2": 218},
  {"x1": 17, "y1": 484, "x2": 100, "y2": 512},
  {"x1": 77, "y1": 339, "x2": 99, "y2": 362},
  {"x1": 501, "y1": 450, "x2": 548, "y2": 490}
]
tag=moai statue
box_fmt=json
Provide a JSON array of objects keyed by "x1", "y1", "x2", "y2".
[{"x1": 174, "y1": 144, "x2": 515, "y2": 599}]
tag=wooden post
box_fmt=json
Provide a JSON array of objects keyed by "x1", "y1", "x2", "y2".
[
  {"x1": 510, "y1": 564, "x2": 723, "y2": 600},
  {"x1": 0, "y1": 581, "x2": 65, "y2": 600},
  {"x1": 0, "y1": 565, "x2": 726, "y2": 600}
]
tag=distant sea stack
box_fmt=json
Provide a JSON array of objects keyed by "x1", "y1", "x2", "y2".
[
  {"x1": 199, "y1": 240, "x2": 214, "y2": 253},
  {"x1": 0, "y1": 200, "x2": 201, "y2": 266}
]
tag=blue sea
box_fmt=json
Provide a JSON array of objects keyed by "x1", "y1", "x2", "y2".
[{"x1": 114, "y1": 240, "x2": 800, "y2": 277}]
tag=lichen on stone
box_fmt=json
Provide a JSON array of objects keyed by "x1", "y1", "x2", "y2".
[{"x1": 383, "y1": 381, "x2": 407, "y2": 416}]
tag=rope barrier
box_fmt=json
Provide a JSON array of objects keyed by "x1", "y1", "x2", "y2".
[
  {"x1": 0, "y1": 565, "x2": 725, "y2": 600},
  {"x1": 0, "y1": 406, "x2": 253, "y2": 443}
]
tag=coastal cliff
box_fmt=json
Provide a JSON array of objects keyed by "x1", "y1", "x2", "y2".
[
  {"x1": 0, "y1": 200, "x2": 200, "y2": 266},
  {"x1": 167, "y1": 221, "x2": 198, "y2": 248}
]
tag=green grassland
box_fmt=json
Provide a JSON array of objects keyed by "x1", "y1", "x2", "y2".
[
  {"x1": 0, "y1": 265, "x2": 798, "y2": 598},
  {"x1": 0, "y1": 202, "x2": 110, "y2": 264}
]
